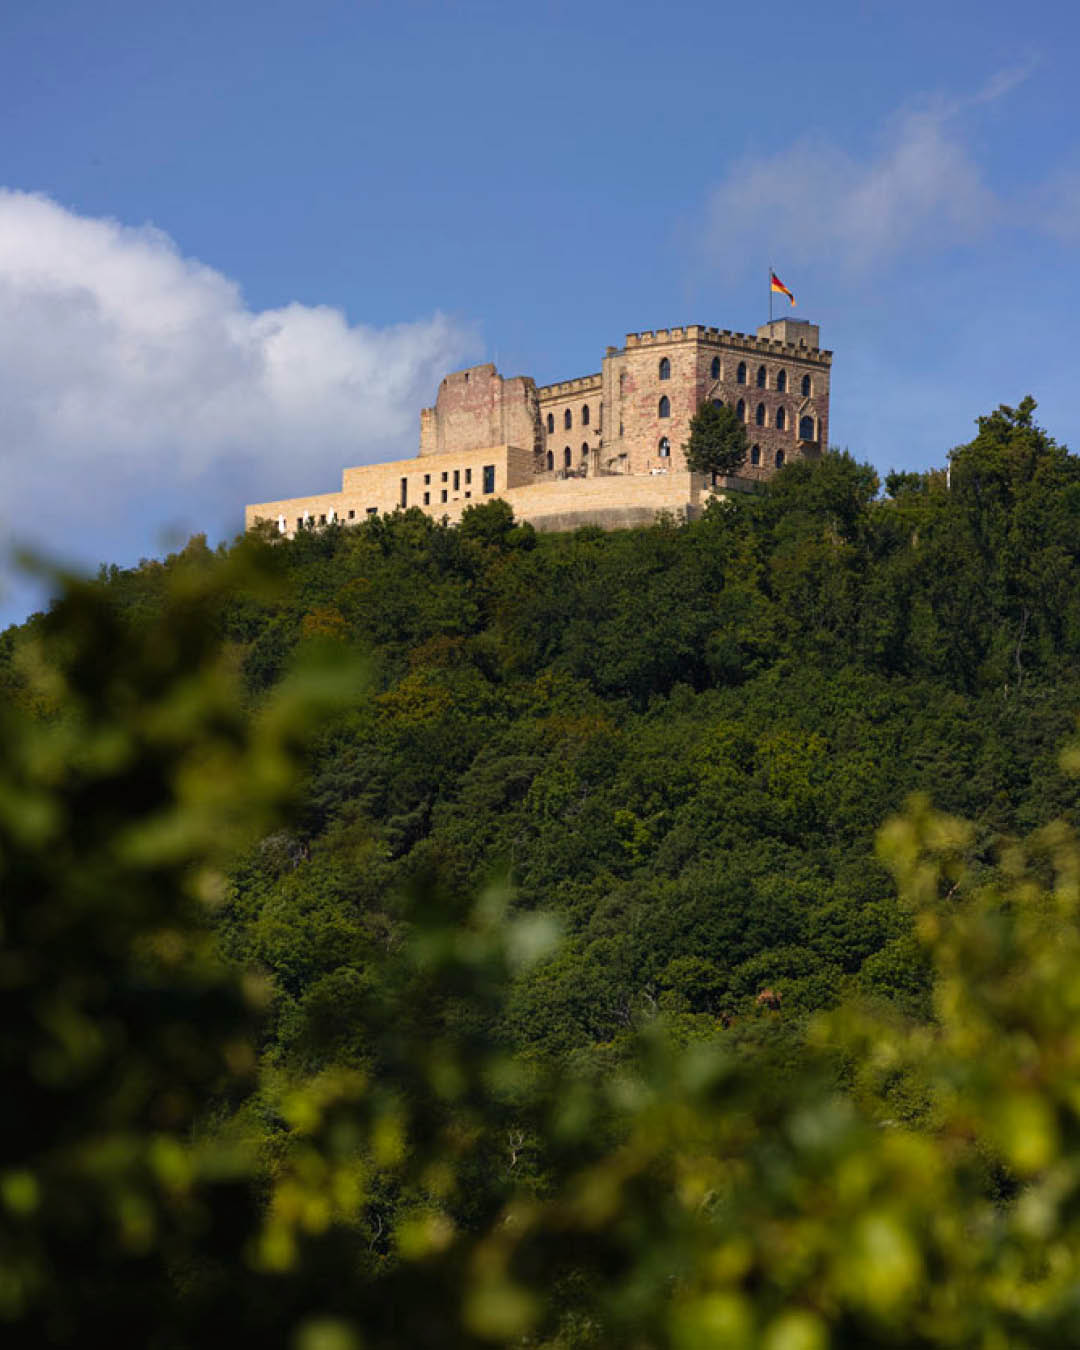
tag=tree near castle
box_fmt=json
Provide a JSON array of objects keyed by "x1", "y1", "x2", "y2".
[{"x1": 682, "y1": 399, "x2": 748, "y2": 477}]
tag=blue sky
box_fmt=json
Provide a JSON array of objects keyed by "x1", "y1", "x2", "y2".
[{"x1": 1, "y1": 0, "x2": 1076, "y2": 624}]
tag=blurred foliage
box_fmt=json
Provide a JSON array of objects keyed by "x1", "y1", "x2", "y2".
[{"x1": 4, "y1": 405, "x2": 1080, "y2": 1344}]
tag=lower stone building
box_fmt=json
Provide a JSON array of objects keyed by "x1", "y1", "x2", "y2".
[{"x1": 246, "y1": 317, "x2": 831, "y2": 537}]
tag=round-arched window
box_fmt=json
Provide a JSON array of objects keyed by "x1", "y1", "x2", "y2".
[
  {"x1": 799, "y1": 415, "x2": 815, "y2": 441},
  {"x1": 659, "y1": 395, "x2": 671, "y2": 419},
  {"x1": 546, "y1": 413, "x2": 554, "y2": 433},
  {"x1": 750, "y1": 444, "x2": 761, "y2": 466},
  {"x1": 564, "y1": 446, "x2": 572, "y2": 467},
  {"x1": 564, "y1": 408, "x2": 572, "y2": 429},
  {"x1": 711, "y1": 356, "x2": 720, "y2": 379},
  {"x1": 776, "y1": 407, "x2": 787, "y2": 430},
  {"x1": 546, "y1": 450, "x2": 554, "y2": 470},
  {"x1": 755, "y1": 403, "x2": 765, "y2": 427},
  {"x1": 658, "y1": 436, "x2": 671, "y2": 457},
  {"x1": 736, "y1": 399, "x2": 745, "y2": 422},
  {"x1": 581, "y1": 442, "x2": 589, "y2": 458},
  {"x1": 775, "y1": 450, "x2": 785, "y2": 467},
  {"x1": 776, "y1": 369, "x2": 787, "y2": 393},
  {"x1": 659, "y1": 357, "x2": 671, "y2": 381},
  {"x1": 737, "y1": 362, "x2": 747, "y2": 384},
  {"x1": 756, "y1": 365, "x2": 767, "y2": 388},
  {"x1": 801, "y1": 373, "x2": 811, "y2": 397},
  {"x1": 581, "y1": 403, "x2": 590, "y2": 426}
]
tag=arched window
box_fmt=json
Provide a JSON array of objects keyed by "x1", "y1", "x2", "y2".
[
  {"x1": 659, "y1": 357, "x2": 671, "y2": 380},
  {"x1": 736, "y1": 362, "x2": 747, "y2": 385},
  {"x1": 581, "y1": 403, "x2": 590, "y2": 426},
  {"x1": 755, "y1": 403, "x2": 765, "y2": 427},
  {"x1": 712, "y1": 398, "x2": 723, "y2": 410},
  {"x1": 546, "y1": 412, "x2": 554, "y2": 433},
  {"x1": 658, "y1": 395, "x2": 670, "y2": 418},
  {"x1": 658, "y1": 436, "x2": 671, "y2": 457},
  {"x1": 776, "y1": 407, "x2": 787, "y2": 430},
  {"x1": 581, "y1": 442, "x2": 589, "y2": 458},
  {"x1": 750, "y1": 444, "x2": 761, "y2": 466},
  {"x1": 801, "y1": 373, "x2": 811, "y2": 397},
  {"x1": 776, "y1": 369, "x2": 787, "y2": 393},
  {"x1": 564, "y1": 408, "x2": 572, "y2": 429},
  {"x1": 775, "y1": 450, "x2": 785, "y2": 467},
  {"x1": 736, "y1": 398, "x2": 745, "y2": 422},
  {"x1": 710, "y1": 356, "x2": 720, "y2": 379},
  {"x1": 799, "y1": 415, "x2": 815, "y2": 441},
  {"x1": 564, "y1": 446, "x2": 572, "y2": 468},
  {"x1": 546, "y1": 450, "x2": 554, "y2": 470},
  {"x1": 756, "y1": 365, "x2": 767, "y2": 388}
]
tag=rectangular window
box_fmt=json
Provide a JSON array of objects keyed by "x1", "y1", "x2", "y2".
[
  {"x1": 366, "y1": 506, "x2": 376, "y2": 515},
  {"x1": 348, "y1": 509, "x2": 355, "y2": 520},
  {"x1": 319, "y1": 514, "x2": 327, "y2": 525},
  {"x1": 424, "y1": 473, "x2": 430, "y2": 485},
  {"x1": 400, "y1": 477, "x2": 407, "y2": 508},
  {"x1": 441, "y1": 471, "x2": 448, "y2": 482},
  {"x1": 441, "y1": 489, "x2": 447, "y2": 503},
  {"x1": 465, "y1": 467, "x2": 472, "y2": 484},
  {"x1": 423, "y1": 492, "x2": 430, "y2": 505},
  {"x1": 482, "y1": 464, "x2": 495, "y2": 494},
  {"x1": 296, "y1": 517, "x2": 303, "y2": 530},
  {"x1": 453, "y1": 469, "x2": 460, "y2": 491},
  {"x1": 465, "y1": 491, "x2": 471, "y2": 499}
]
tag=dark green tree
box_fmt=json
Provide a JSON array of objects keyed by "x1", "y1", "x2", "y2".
[{"x1": 682, "y1": 400, "x2": 748, "y2": 477}]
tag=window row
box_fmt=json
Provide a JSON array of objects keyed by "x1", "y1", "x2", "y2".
[
  {"x1": 401, "y1": 463, "x2": 497, "y2": 509},
  {"x1": 547, "y1": 403, "x2": 592, "y2": 433},
  {"x1": 546, "y1": 443, "x2": 591, "y2": 470},
  {"x1": 654, "y1": 438, "x2": 788, "y2": 470},
  {"x1": 733, "y1": 362, "x2": 812, "y2": 396}
]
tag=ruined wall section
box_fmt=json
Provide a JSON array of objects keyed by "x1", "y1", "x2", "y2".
[{"x1": 419, "y1": 363, "x2": 542, "y2": 458}]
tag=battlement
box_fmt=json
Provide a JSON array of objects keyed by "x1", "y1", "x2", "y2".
[
  {"x1": 536, "y1": 372, "x2": 602, "y2": 399},
  {"x1": 621, "y1": 324, "x2": 831, "y2": 364}
]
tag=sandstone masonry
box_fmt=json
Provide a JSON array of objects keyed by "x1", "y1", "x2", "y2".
[{"x1": 246, "y1": 317, "x2": 832, "y2": 537}]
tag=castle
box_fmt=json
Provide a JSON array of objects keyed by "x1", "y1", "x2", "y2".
[{"x1": 245, "y1": 317, "x2": 831, "y2": 536}]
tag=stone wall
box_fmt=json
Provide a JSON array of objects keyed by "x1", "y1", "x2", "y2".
[{"x1": 419, "y1": 364, "x2": 542, "y2": 458}]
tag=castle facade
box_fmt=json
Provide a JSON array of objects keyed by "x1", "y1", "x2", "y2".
[{"x1": 245, "y1": 317, "x2": 831, "y2": 537}]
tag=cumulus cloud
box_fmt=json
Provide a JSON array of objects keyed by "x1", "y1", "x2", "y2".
[
  {"x1": 0, "y1": 189, "x2": 477, "y2": 617},
  {"x1": 701, "y1": 65, "x2": 1042, "y2": 275}
]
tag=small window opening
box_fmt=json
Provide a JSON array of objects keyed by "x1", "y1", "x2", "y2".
[
  {"x1": 658, "y1": 395, "x2": 670, "y2": 419},
  {"x1": 564, "y1": 408, "x2": 572, "y2": 429},
  {"x1": 483, "y1": 464, "x2": 495, "y2": 493},
  {"x1": 775, "y1": 450, "x2": 785, "y2": 467},
  {"x1": 755, "y1": 403, "x2": 765, "y2": 427},
  {"x1": 711, "y1": 356, "x2": 720, "y2": 379},
  {"x1": 547, "y1": 412, "x2": 554, "y2": 433},
  {"x1": 546, "y1": 449, "x2": 554, "y2": 470},
  {"x1": 776, "y1": 369, "x2": 787, "y2": 393},
  {"x1": 776, "y1": 407, "x2": 786, "y2": 430},
  {"x1": 750, "y1": 445, "x2": 761, "y2": 466},
  {"x1": 801, "y1": 373, "x2": 812, "y2": 397},
  {"x1": 399, "y1": 478, "x2": 407, "y2": 508},
  {"x1": 799, "y1": 415, "x2": 815, "y2": 441},
  {"x1": 453, "y1": 469, "x2": 460, "y2": 491},
  {"x1": 736, "y1": 362, "x2": 747, "y2": 384},
  {"x1": 564, "y1": 446, "x2": 572, "y2": 467},
  {"x1": 736, "y1": 398, "x2": 745, "y2": 422},
  {"x1": 465, "y1": 467, "x2": 472, "y2": 484},
  {"x1": 348, "y1": 509, "x2": 355, "y2": 519},
  {"x1": 756, "y1": 365, "x2": 766, "y2": 388},
  {"x1": 659, "y1": 357, "x2": 671, "y2": 380},
  {"x1": 582, "y1": 403, "x2": 590, "y2": 426},
  {"x1": 658, "y1": 436, "x2": 671, "y2": 457}
]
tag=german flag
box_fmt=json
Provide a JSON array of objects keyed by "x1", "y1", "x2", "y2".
[{"x1": 770, "y1": 272, "x2": 796, "y2": 306}]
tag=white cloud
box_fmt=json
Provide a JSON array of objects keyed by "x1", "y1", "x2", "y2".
[
  {"x1": 0, "y1": 189, "x2": 477, "y2": 617},
  {"x1": 703, "y1": 107, "x2": 995, "y2": 275},
  {"x1": 700, "y1": 64, "x2": 1049, "y2": 276}
]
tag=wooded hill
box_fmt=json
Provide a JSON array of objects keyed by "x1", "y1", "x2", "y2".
[{"x1": 5, "y1": 396, "x2": 1080, "y2": 1347}]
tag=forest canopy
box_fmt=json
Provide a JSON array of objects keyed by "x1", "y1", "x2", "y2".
[{"x1": 4, "y1": 400, "x2": 1080, "y2": 1346}]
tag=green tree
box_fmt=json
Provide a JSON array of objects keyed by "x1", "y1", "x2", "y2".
[{"x1": 682, "y1": 399, "x2": 748, "y2": 477}]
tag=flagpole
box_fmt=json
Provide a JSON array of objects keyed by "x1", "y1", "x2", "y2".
[{"x1": 768, "y1": 265, "x2": 773, "y2": 327}]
